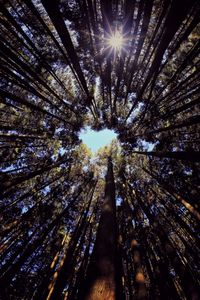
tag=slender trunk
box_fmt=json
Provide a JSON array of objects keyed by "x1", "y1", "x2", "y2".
[
  {"x1": 45, "y1": 182, "x2": 96, "y2": 300},
  {"x1": 40, "y1": 0, "x2": 90, "y2": 101},
  {"x1": 0, "y1": 88, "x2": 73, "y2": 126},
  {"x1": 149, "y1": 115, "x2": 200, "y2": 134},
  {"x1": 0, "y1": 157, "x2": 71, "y2": 194},
  {"x1": 0, "y1": 181, "x2": 89, "y2": 288},
  {"x1": 132, "y1": 151, "x2": 200, "y2": 162},
  {"x1": 142, "y1": 167, "x2": 200, "y2": 221}
]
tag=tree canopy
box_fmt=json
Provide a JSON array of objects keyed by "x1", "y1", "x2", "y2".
[{"x1": 0, "y1": 0, "x2": 200, "y2": 299}]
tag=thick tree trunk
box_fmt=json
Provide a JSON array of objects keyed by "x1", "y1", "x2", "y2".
[{"x1": 81, "y1": 157, "x2": 117, "y2": 300}]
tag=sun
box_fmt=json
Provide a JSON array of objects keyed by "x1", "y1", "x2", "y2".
[{"x1": 107, "y1": 31, "x2": 123, "y2": 50}]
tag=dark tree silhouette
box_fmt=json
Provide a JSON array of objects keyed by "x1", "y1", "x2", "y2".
[{"x1": 0, "y1": 0, "x2": 200, "y2": 299}]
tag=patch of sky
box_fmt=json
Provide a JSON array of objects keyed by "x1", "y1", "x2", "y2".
[
  {"x1": 183, "y1": 168, "x2": 193, "y2": 176},
  {"x1": 62, "y1": 98, "x2": 71, "y2": 105},
  {"x1": 132, "y1": 219, "x2": 136, "y2": 228},
  {"x1": 94, "y1": 77, "x2": 101, "y2": 99},
  {"x1": 55, "y1": 127, "x2": 63, "y2": 134},
  {"x1": 21, "y1": 25, "x2": 32, "y2": 37},
  {"x1": 59, "y1": 147, "x2": 67, "y2": 156},
  {"x1": 82, "y1": 165, "x2": 89, "y2": 172},
  {"x1": 143, "y1": 214, "x2": 150, "y2": 227},
  {"x1": 127, "y1": 92, "x2": 137, "y2": 106},
  {"x1": 79, "y1": 127, "x2": 117, "y2": 153},
  {"x1": 22, "y1": 206, "x2": 28, "y2": 214},
  {"x1": 43, "y1": 186, "x2": 50, "y2": 195},
  {"x1": 89, "y1": 243, "x2": 95, "y2": 255},
  {"x1": 140, "y1": 139, "x2": 159, "y2": 151},
  {"x1": 126, "y1": 101, "x2": 144, "y2": 124},
  {"x1": 1, "y1": 165, "x2": 16, "y2": 172},
  {"x1": 116, "y1": 196, "x2": 123, "y2": 206},
  {"x1": 8, "y1": 130, "x2": 18, "y2": 134},
  {"x1": 28, "y1": 229, "x2": 33, "y2": 237},
  {"x1": 65, "y1": 19, "x2": 79, "y2": 47},
  {"x1": 51, "y1": 155, "x2": 57, "y2": 161}
]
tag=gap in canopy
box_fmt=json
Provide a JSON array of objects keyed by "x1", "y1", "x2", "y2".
[{"x1": 79, "y1": 127, "x2": 117, "y2": 154}]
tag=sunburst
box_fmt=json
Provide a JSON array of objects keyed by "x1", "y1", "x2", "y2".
[{"x1": 108, "y1": 31, "x2": 123, "y2": 50}]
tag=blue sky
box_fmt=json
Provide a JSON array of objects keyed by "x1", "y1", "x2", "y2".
[{"x1": 79, "y1": 127, "x2": 117, "y2": 153}]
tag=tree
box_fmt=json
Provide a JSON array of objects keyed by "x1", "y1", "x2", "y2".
[
  {"x1": 0, "y1": 0, "x2": 200, "y2": 299},
  {"x1": 79, "y1": 157, "x2": 118, "y2": 300}
]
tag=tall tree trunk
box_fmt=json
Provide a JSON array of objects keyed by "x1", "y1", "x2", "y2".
[
  {"x1": 40, "y1": 0, "x2": 90, "y2": 101},
  {"x1": 132, "y1": 151, "x2": 200, "y2": 162},
  {"x1": 81, "y1": 157, "x2": 117, "y2": 300}
]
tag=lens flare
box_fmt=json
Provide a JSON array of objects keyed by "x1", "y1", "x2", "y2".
[{"x1": 108, "y1": 31, "x2": 123, "y2": 50}]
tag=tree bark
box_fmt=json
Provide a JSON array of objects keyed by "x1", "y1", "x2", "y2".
[{"x1": 80, "y1": 157, "x2": 117, "y2": 300}]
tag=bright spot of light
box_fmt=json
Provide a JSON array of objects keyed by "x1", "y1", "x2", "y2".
[{"x1": 108, "y1": 31, "x2": 123, "y2": 50}]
